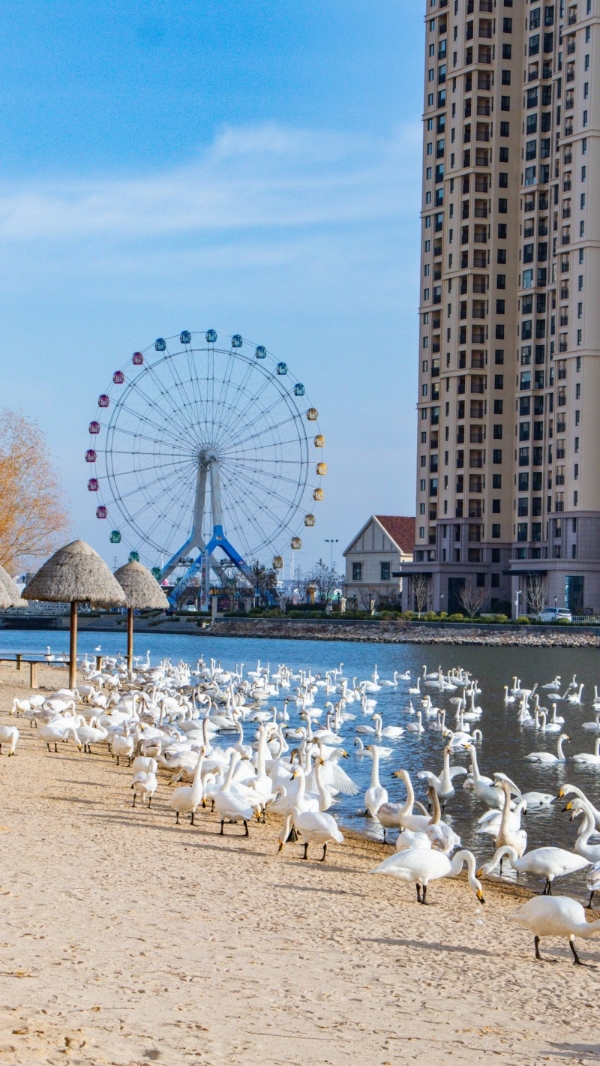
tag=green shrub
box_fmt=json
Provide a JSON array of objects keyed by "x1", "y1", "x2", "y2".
[
  {"x1": 557, "y1": 616, "x2": 572, "y2": 625},
  {"x1": 447, "y1": 613, "x2": 465, "y2": 622},
  {"x1": 516, "y1": 615, "x2": 531, "y2": 624},
  {"x1": 493, "y1": 614, "x2": 508, "y2": 624}
]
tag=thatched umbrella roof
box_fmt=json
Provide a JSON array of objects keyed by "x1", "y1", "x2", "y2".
[
  {"x1": 114, "y1": 561, "x2": 169, "y2": 610},
  {"x1": 0, "y1": 565, "x2": 26, "y2": 607},
  {"x1": 23, "y1": 539, "x2": 127, "y2": 607}
]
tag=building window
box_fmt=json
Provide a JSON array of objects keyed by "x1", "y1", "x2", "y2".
[
  {"x1": 492, "y1": 524, "x2": 501, "y2": 539},
  {"x1": 380, "y1": 562, "x2": 391, "y2": 582},
  {"x1": 352, "y1": 563, "x2": 362, "y2": 582}
]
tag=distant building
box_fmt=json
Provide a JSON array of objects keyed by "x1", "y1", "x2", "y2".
[{"x1": 343, "y1": 515, "x2": 415, "y2": 609}]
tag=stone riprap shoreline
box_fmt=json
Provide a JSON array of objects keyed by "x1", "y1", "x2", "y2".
[{"x1": 204, "y1": 617, "x2": 600, "y2": 646}]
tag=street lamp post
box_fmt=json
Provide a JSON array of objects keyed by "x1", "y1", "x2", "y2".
[
  {"x1": 515, "y1": 589, "x2": 522, "y2": 619},
  {"x1": 325, "y1": 539, "x2": 339, "y2": 569}
]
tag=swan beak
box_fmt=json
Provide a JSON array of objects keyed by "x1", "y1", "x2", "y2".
[
  {"x1": 476, "y1": 868, "x2": 483, "y2": 878},
  {"x1": 558, "y1": 787, "x2": 565, "y2": 798},
  {"x1": 477, "y1": 890, "x2": 485, "y2": 904},
  {"x1": 342, "y1": 751, "x2": 349, "y2": 758},
  {"x1": 278, "y1": 841, "x2": 284, "y2": 852},
  {"x1": 564, "y1": 801, "x2": 573, "y2": 811}
]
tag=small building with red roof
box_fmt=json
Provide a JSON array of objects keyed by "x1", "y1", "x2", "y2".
[{"x1": 342, "y1": 515, "x2": 415, "y2": 610}]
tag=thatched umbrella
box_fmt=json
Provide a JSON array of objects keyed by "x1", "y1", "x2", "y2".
[
  {"x1": 23, "y1": 540, "x2": 126, "y2": 689},
  {"x1": 0, "y1": 565, "x2": 26, "y2": 606},
  {"x1": 114, "y1": 561, "x2": 168, "y2": 672}
]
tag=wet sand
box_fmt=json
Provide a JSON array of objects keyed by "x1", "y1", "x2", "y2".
[{"x1": 1, "y1": 663, "x2": 599, "y2": 1066}]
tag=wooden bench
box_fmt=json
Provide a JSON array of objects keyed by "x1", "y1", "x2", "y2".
[{"x1": 0, "y1": 656, "x2": 71, "y2": 689}]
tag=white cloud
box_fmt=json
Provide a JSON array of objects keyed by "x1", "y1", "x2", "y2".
[{"x1": 0, "y1": 122, "x2": 421, "y2": 242}]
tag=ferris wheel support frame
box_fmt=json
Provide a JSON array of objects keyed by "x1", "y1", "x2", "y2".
[{"x1": 161, "y1": 452, "x2": 252, "y2": 607}]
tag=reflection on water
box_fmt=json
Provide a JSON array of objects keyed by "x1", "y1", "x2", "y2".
[{"x1": 3, "y1": 629, "x2": 599, "y2": 896}]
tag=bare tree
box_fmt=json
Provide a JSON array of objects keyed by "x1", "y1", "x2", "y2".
[
  {"x1": 307, "y1": 560, "x2": 341, "y2": 603},
  {"x1": 526, "y1": 574, "x2": 546, "y2": 615},
  {"x1": 0, "y1": 409, "x2": 69, "y2": 569},
  {"x1": 411, "y1": 574, "x2": 430, "y2": 616},
  {"x1": 457, "y1": 583, "x2": 490, "y2": 619}
]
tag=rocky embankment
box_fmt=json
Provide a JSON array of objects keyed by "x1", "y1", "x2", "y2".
[{"x1": 204, "y1": 617, "x2": 600, "y2": 647}]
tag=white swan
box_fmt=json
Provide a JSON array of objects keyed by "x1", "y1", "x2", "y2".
[
  {"x1": 558, "y1": 784, "x2": 600, "y2": 830},
  {"x1": 524, "y1": 732, "x2": 569, "y2": 764},
  {"x1": 417, "y1": 745, "x2": 468, "y2": 809},
  {"x1": 0, "y1": 725, "x2": 19, "y2": 756},
  {"x1": 479, "y1": 844, "x2": 589, "y2": 895},
  {"x1": 131, "y1": 769, "x2": 158, "y2": 808},
  {"x1": 494, "y1": 781, "x2": 527, "y2": 858},
  {"x1": 587, "y1": 863, "x2": 600, "y2": 909},
  {"x1": 169, "y1": 748, "x2": 206, "y2": 825},
  {"x1": 278, "y1": 806, "x2": 344, "y2": 861},
  {"x1": 372, "y1": 713, "x2": 404, "y2": 740},
  {"x1": 405, "y1": 711, "x2": 424, "y2": 734},
  {"x1": 371, "y1": 847, "x2": 484, "y2": 905},
  {"x1": 572, "y1": 737, "x2": 600, "y2": 766},
  {"x1": 214, "y1": 752, "x2": 258, "y2": 836},
  {"x1": 565, "y1": 799, "x2": 600, "y2": 863},
  {"x1": 364, "y1": 745, "x2": 388, "y2": 818},
  {"x1": 509, "y1": 896, "x2": 600, "y2": 964}
]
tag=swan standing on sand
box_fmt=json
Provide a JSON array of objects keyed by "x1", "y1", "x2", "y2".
[
  {"x1": 0, "y1": 725, "x2": 19, "y2": 755},
  {"x1": 169, "y1": 749, "x2": 206, "y2": 825},
  {"x1": 364, "y1": 745, "x2": 388, "y2": 819},
  {"x1": 371, "y1": 848, "x2": 484, "y2": 905},
  {"x1": 278, "y1": 806, "x2": 344, "y2": 861},
  {"x1": 509, "y1": 896, "x2": 600, "y2": 964},
  {"x1": 479, "y1": 845, "x2": 589, "y2": 895},
  {"x1": 587, "y1": 863, "x2": 600, "y2": 909}
]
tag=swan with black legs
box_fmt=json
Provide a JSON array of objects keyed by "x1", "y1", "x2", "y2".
[
  {"x1": 479, "y1": 844, "x2": 589, "y2": 895},
  {"x1": 278, "y1": 805, "x2": 343, "y2": 861},
  {"x1": 509, "y1": 896, "x2": 600, "y2": 964},
  {"x1": 371, "y1": 847, "x2": 484, "y2": 905}
]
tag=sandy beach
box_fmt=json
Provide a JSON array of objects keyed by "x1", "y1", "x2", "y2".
[{"x1": 1, "y1": 662, "x2": 599, "y2": 1066}]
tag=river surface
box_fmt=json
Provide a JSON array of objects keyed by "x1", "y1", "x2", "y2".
[{"x1": 2, "y1": 630, "x2": 599, "y2": 896}]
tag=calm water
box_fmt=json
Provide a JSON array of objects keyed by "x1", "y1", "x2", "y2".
[{"x1": 3, "y1": 629, "x2": 599, "y2": 894}]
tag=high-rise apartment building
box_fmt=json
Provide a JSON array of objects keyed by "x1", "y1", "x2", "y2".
[{"x1": 404, "y1": 0, "x2": 600, "y2": 616}]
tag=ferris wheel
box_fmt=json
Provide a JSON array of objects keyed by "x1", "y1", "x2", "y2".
[{"x1": 85, "y1": 330, "x2": 326, "y2": 604}]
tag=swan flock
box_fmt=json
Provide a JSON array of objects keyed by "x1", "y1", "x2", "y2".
[{"x1": 5, "y1": 652, "x2": 600, "y2": 965}]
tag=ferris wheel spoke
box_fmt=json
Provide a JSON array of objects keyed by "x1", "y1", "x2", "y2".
[
  {"x1": 185, "y1": 349, "x2": 213, "y2": 437},
  {"x1": 215, "y1": 357, "x2": 266, "y2": 439},
  {"x1": 141, "y1": 362, "x2": 199, "y2": 440},
  {"x1": 103, "y1": 455, "x2": 197, "y2": 483},
  {"x1": 220, "y1": 483, "x2": 281, "y2": 555},
  {"x1": 213, "y1": 350, "x2": 242, "y2": 426},
  {"x1": 220, "y1": 456, "x2": 307, "y2": 491},
  {"x1": 220, "y1": 461, "x2": 301, "y2": 517},
  {"x1": 107, "y1": 397, "x2": 187, "y2": 450},
  {"x1": 100, "y1": 424, "x2": 185, "y2": 454},
  {"x1": 119, "y1": 372, "x2": 194, "y2": 441},
  {"x1": 105, "y1": 459, "x2": 197, "y2": 511},
  {"x1": 217, "y1": 362, "x2": 281, "y2": 439},
  {"x1": 221, "y1": 409, "x2": 302, "y2": 452}
]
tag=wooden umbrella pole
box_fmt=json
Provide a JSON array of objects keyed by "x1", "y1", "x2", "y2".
[
  {"x1": 69, "y1": 601, "x2": 78, "y2": 691},
  {"x1": 127, "y1": 606, "x2": 134, "y2": 674}
]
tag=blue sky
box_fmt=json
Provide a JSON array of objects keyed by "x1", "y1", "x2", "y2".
[{"x1": 1, "y1": 0, "x2": 424, "y2": 574}]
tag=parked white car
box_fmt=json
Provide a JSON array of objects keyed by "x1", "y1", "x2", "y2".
[{"x1": 538, "y1": 607, "x2": 573, "y2": 623}]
